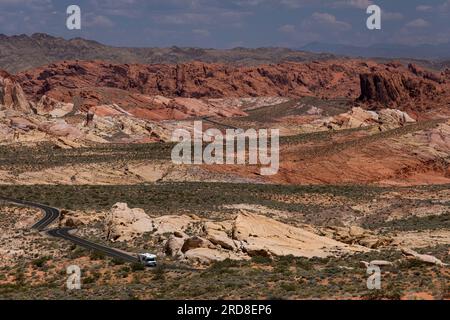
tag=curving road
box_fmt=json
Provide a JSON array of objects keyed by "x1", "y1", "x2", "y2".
[
  {"x1": 48, "y1": 228, "x2": 138, "y2": 263},
  {"x1": 202, "y1": 116, "x2": 239, "y2": 130},
  {"x1": 0, "y1": 196, "x2": 138, "y2": 263},
  {"x1": 0, "y1": 196, "x2": 60, "y2": 231}
]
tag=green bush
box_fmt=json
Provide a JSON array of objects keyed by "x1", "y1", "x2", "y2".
[
  {"x1": 131, "y1": 263, "x2": 145, "y2": 272},
  {"x1": 32, "y1": 256, "x2": 49, "y2": 269},
  {"x1": 251, "y1": 255, "x2": 272, "y2": 264}
]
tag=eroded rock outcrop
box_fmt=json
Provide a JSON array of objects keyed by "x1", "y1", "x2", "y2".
[
  {"x1": 12, "y1": 60, "x2": 450, "y2": 122},
  {"x1": 16, "y1": 60, "x2": 374, "y2": 102},
  {"x1": 358, "y1": 71, "x2": 439, "y2": 108},
  {"x1": 408, "y1": 63, "x2": 444, "y2": 84},
  {"x1": 102, "y1": 203, "x2": 369, "y2": 265},
  {"x1": 319, "y1": 107, "x2": 415, "y2": 130},
  {"x1": 0, "y1": 70, "x2": 32, "y2": 113},
  {"x1": 104, "y1": 203, "x2": 154, "y2": 242},
  {"x1": 232, "y1": 211, "x2": 366, "y2": 258},
  {"x1": 319, "y1": 226, "x2": 393, "y2": 249},
  {"x1": 151, "y1": 210, "x2": 367, "y2": 265},
  {"x1": 401, "y1": 248, "x2": 448, "y2": 266}
]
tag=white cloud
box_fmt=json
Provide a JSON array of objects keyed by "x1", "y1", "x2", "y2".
[
  {"x1": 0, "y1": 0, "x2": 49, "y2": 4},
  {"x1": 405, "y1": 18, "x2": 429, "y2": 28},
  {"x1": 383, "y1": 11, "x2": 404, "y2": 21},
  {"x1": 332, "y1": 0, "x2": 372, "y2": 9},
  {"x1": 192, "y1": 28, "x2": 210, "y2": 37},
  {"x1": 440, "y1": 0, "x2": 450, "y2": 12},
  {"x1": 85, "y1": 14, "x2": 115, "y2": 28},
  {"x1": 152, "y1": 10, "x2": 251, "y2": 26},
  {"x1": 279, "y1": 0, "x2": 306, "y2": 8},
  {"x1": 88, "y1": 0, "x2": 143, "y2": 18},
  {"x1": 416, "y1": 5, "x2": 433, "y2": 12},
  {"x1": 234, "y1": 0, "x2": 267, "y2": 6},
  {"x1": 278, "y1": 24, "x2": 296, "y2": 33},
  {"x1": 0, "y1": 0, "x2": 51, "y2": 10},
  {"x1": 303, "y1": 12, "x2": 351, "y2": 31},
  {"x1": 153, "y1": 13, "x2": 211, "y2": 25}
]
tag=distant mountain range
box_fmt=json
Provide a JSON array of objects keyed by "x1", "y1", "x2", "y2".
[
  {"x1": 1, "y1": 33, "x2": 449, "y2": 74},
  {"x1": 0, "y1": 33, "x2": 333, "y2": 74},
  {"x1": 300, "y1": 42, "x2": 450, "y2": 60}
]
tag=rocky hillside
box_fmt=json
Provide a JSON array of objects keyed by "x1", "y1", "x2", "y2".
[
  {"x1": 17, "y1": 59, "x2": 370, "y2": 103},
  {"x1": 0, "y1": 33, "x2": 333, "y2": 74},
  {"x1": 0, "y1": 70, "x2": 32, "y2": 113},
  {"x1": 101, "y1": 203, "x2": 367, "y2": 264},
  {"x1": 15, "y1": 59, "x2": 449, "y2": 117},
  {"x1": 2, "y1": 57, "x2": 449, "y2": 151},
  {"x1": 358, "y1": 63, "x2": 448, "y2": 116}
]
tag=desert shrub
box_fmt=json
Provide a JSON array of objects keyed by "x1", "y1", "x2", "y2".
[
  {"x1": 153, "y1": 265, "x2": 165, "y2": 281},
  {"x1": 110, "y1": 258, "x2": 125, "y2": 266},
  {"x1": 362, "y1": 283, "x2": 403, "y2": 300},
  {"x1": 295, "y1": 257, "x2": 313, "y2": 271},
  {"x1": 131, "y1": 262, "x2": 145, "y2": 272},
  {"x1": 280, "y1": 282, "x2": 297, "y2": 292},
  {"x1": 89, "y1": 250, "x2": 105, "y2": 260},
  {"x1": 251, "y1": 255, "x2": 272, "y2": 264},
  {"x1": 32, "y1": 256, "x2": 50, "y2": 269},
  {"x1": 208, "y1": 259, "x2": 242, "y2": 274},
  {"x1": 68, "y1": 247, "x2": 85, "y2": 259}
]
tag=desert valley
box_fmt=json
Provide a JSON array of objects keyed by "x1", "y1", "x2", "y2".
[{"x1": 0, "y1": 34, "x2": 449, "y2": 300}]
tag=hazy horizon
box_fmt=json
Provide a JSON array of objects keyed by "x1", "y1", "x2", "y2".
[{"x1": 0, "y1": 0, "x2": 449, "y2": 49}]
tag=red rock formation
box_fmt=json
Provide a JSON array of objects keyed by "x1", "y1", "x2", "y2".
[
  {"x1": 14, "y1": 59, "x2": 450, "y2": 119},
  {"x1": 0, "y1": 70, "x2": 32, "y2": 113},
  {"x1": 358, "y1": 70, "x2": 443, "y2": 113},
  {"x1": 17, "y1": 60, "x2": 375, "y2": 103},
  {"x1": 408, "y1": 63, "x2": 443, "y2": 83}
]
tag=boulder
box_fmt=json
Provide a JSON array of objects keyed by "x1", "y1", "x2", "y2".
[
  {"x1": 206, "y1": 229, "x2": 237, "y2": 251},
  {"x1": 232, "y1": 211, "x2": 366, "y2": 258},
  {"x1": 349, "y1": 226, "x2": 366, "y2": 238},
  {"x1": 204, "y1": 221, "x2": 236, "y2": 250},
  {"x1": 38, "y1": 119, "x2": 83, "y2": 139},
  {"x1": 9, "y1": 117, "x2": 36, "y2": 131},
  {"x1": 157, "y1": 212, "x2": 370, "y2": 264},
  {"x1": 181, "y1": 236, "x2": 214, "y2": 253},
  {"x1": 401, "y1": 248, "x2": 448, "y2": 266},
  {"x1": 36, "y1": 95, "x2": 74, "y2": 117},
  {"x1": 104, "y1": 203, "x2": 153, "y2": 242},
  {"x1": 62, "y1": 216, "x2": 85, "y2": 228},
  {"x1": 242, "y1": 244, "x2": 272, "y2": 258},
  {"x1": 165, "y1": 235, "x2": 185, "y2": 257},
  {"x1": 360, "y1": 260, "x2": 393, "y2": 268},
  {"x1": 321, "y1": 226, "x2": 392, "y2": 249},
  {"x1": 319, "y1": 107, "x2": 414, "y2": 131},
  {"x1": 378, "y1": 108, "x2": 415, "y2": 126},
  {"x1": 184, "y1": 248, "x2": 247, "y2": 265},
  {"x1": 359, "y1": 236, "x2": 388, "y2": 249},
  {"x1": 150, "y1": 215, "x2": 199, "y2": 235}
]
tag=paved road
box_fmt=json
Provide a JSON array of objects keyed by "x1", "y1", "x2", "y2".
[
  {"x1": 0, "y1": 196, "x2": 59, "y2": 231},
  {"x1": 48, "y1": 228, "x2": 138, "y2": 263},
  {"x1": 202, "y1": 116, "x2": 239, "y2": 130},
  {"x1": 0, "y1": 196, "x2": 138, "y2": 263}
]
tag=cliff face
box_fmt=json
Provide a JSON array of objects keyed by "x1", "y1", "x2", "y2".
[
  {"x1": 10, "y1": 59, "x2": 450, "y2": 119},
  {"x1": 358, "y1": 72, "x2": 411, "y2": 105},
  {"x1": 16, "y1": 59, "x2": 374, "y2": 103},
  {"x1": 358, "y1": 70, "x2": 442, "y2": 112},
  {"x1": 408, "y1": 63, "x2": 444, "y2": 83},
  {"x1": 0, "y1": 70, "x2": 32, "y2": 113}
]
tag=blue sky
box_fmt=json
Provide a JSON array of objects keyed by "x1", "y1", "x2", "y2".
[{"x1": 0, "y1": 0, "x2": 449, "y2": 48}]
